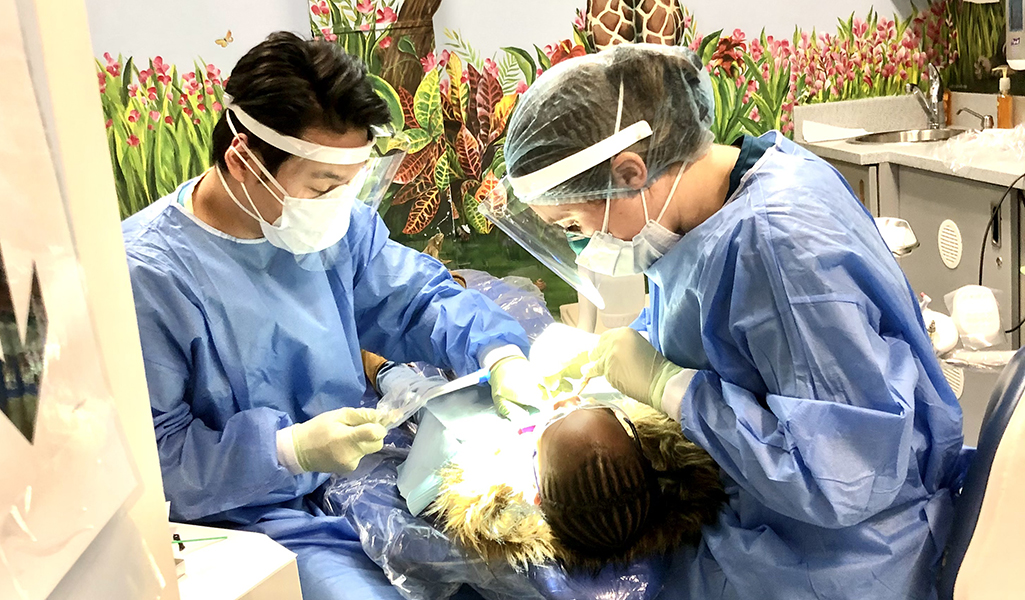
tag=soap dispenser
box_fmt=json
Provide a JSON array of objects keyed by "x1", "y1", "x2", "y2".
[{"x1": 994, "y1": 66, "x2": 1014, "y2": 128}]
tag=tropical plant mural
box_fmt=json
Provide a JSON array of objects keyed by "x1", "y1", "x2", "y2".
[{"x1": 94, "y1": 0, "x2": 1008, "y2": 309}]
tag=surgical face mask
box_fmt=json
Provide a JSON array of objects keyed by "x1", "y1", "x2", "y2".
[
  {"x1": 220, "y1": 112, "x2": 359, "y2": 254},
  {"x1": 575, "y1": 166, "x2": 686, "y2": 277}
]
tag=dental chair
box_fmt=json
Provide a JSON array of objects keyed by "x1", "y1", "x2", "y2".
[{"x1": 938, "y1": 346, "x2": 1025, "y2": 599}]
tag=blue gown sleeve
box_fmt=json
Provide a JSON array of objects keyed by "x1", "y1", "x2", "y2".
[
  {"x1": 127, "y1": 256, "x2": 311, "y2": 521},
  {"x1": 348, "y1": 209, "x2": 530, "y2": 375},
  {"x1": 673, "y1": 216, "x2": 927, "y2": 530}
]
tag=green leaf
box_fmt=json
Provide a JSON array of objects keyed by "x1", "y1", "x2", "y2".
[
  {"x1": 403, "y1": 128, "x2": 434, "y2": 153},
  {"x1": 434, "y1": 151, "x2": 451, "y2": 192},
  {"x1": 414, "y1": 69, "x2": 442, "y2": 137},
  {"x1": 534, "y1": 44, "x2": 552, "y2": 71},
  {"x1": 399, "y1": 35, "x2": 419, "y2": 57},
  {"x1": 463, "y1": 192, "x2": 491, "y2": 234},
  {"x1": 501, "y1": 46, "x2": 537, "y2": 86},
  {"x1": 367, "y1": 74, "x2": 404, "y2": 132},
  {"x1": 698, "y1": 30, "x2": 722, "y2": 65}
]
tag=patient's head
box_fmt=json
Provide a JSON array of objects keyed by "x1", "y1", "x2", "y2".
[{"x1": 537, "y1": 407, "x2": 656, "y2": 558}]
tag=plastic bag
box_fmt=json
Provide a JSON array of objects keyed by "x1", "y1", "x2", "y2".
[
  {"x1": 932, "y1": 125, "x2": 1025, "y2": 173},
  {"x1": 455, "y1": 270, "x2": 554, "y2": 342},
  {"x1": 942, "y1": 349, "x2": 1019, "y2": 373},
  {"x1": 944, "y1": 285, "x2": 1006, "y2": 350}
]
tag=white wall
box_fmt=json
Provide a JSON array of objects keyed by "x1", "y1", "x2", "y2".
[
  {"x1": 85, "y1": 0, "x2": 310, "y2": 71},
  {"x1": 434, "y1": 0, "x2": 919, "y2": 62}
]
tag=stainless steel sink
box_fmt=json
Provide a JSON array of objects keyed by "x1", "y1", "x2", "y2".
[{"x1": 851, "y1": 128, "x2": 966, "y2": 144}]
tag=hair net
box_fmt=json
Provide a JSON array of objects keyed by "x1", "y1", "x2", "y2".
[
  {"x1": 505, "y1": 43, "x2": 715, "y2": 205},
  {"x1": 538, "y1": 407, "x2": 656, "y2": 557}
]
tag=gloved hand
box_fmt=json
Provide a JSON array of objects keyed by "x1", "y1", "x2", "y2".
[
  {"x1": 490, "y1": 355, "x2": 550, "y2": 419},
  {"x1": 529, "y1": 323, "x2": 600, "y2": 393},
  {"x1": 586, "y1": 328, "x2": 684, "y2": 411},
  {"x1": 287, "y1": 407, "x2": 387, "y2": 474}
]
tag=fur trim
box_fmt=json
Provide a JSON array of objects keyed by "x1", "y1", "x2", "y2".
[{"x1": 426, "y1": 399, "x2": 725, "y2": 571}]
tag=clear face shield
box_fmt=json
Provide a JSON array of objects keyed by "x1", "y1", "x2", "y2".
[
  {"x1": 220, "y1": 94, "x2": 408, "y2": 257},
  {"x1": 477, "y1": 120, "x2": 654, "y2": 311}
]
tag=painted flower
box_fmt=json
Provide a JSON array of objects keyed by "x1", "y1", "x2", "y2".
[
  {"x1": 213, "y1": 101, "x2": 223, "y2": 112},
  {"x1": 148, "y1": 86, "x2": 158, "y2": 100},
  {"x1": 483, "y1": 57, "x2": 499, "y2": 79},
  {"x1": 164, "y1": 115, "x2": 173, "y2": 125},
  {"x1": 138, "y1": 68, "x2": 153, "y2": 83},
  {"x1": 379, "y1": 36, "x2": 393, "y2": 49},
  {"x1": 197, "y1": 103, "x2": 207, "y2": 112},
  {"x1": 97, "y1": 71, "x2": 107, "y2": 93},
  {"x1": 515, "y1": 80, "x2": 529, "y2": 94},
  {"x1": 439, "y1": 77, "x2": 450, "y2": 98},
  {"x1": 311, "y1": 1, "x2": 328, "y2": 16},
  {"x1": 550, "y1": 40, "x2": 586, "y2": 66},
  {"x1": 103, "y1": 52, "x2": 121, "y2": 77},
  {"x1": 376, "y1": 7, "x2": 397, "y2": 26},
  {"x1": 127, "y1": 134, "x2": 140, "y2": 147},
  {"x1": 206, "y1": 63, "x2": 223, "y2": 85},
  {"x1": 709, "y1": 32, "x2": 748, "y2": 75},
  {"x1": 128, "y1": 109, "x2": 140, "y2": 123},
  {"x1": 321, "y1": 27, "x2": 338, "y2": 41},
  {"x1": 149, "y1": 110, "x2": 160, "y2": 122},
  {"x1": 439, "y1": 50, "x2": 451, "y2": 67},
  {"x1": 573, "y1": 10, "x2": 586, "y2": 31},
  {"x1": 183, "y1": 106, "x2": 194, "y2": 117},
  {"x1": 104, "y1": 119, "x2": 113, "y2": 129},
  {"x1": 420, "y1": 51, "x2": 438, "y2": 72},
  {"x1": 359, "y1": 22, "x2": 371, "y2": 32},
  {"x1": 153, "y1": 56, "x2": 171, "y2": 85},
  {"x1": 356, "y1": 0, "x2": 374, "y2": 14}
]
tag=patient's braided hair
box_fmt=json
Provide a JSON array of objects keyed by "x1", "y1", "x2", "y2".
[{"x1": 538, "y1": 404, "x2": 725, "y2": 571}]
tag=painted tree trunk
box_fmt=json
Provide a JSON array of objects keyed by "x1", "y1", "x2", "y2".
[{"x1": 379, "y1": 0, "x2": 444, "y2": 92}]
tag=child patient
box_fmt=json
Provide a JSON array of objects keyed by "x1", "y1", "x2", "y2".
[{"x1": 427, "y1": 395, "x2": 726, "y2": 571}]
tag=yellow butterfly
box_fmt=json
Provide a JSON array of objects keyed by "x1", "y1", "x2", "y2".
[{"x1": 215, "y1": 30, "x2": 233, "y2": 48}]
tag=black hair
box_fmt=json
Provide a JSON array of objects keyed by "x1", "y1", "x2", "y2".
[{"x1": 211, "y1": 31, "x2": 391, "y2": 175}]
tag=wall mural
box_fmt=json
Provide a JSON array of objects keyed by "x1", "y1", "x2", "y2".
[{"x1": 95, "y1": 0, "x2": 1003, "y2": 311}]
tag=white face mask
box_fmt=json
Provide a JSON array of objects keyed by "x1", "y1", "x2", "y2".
[
  {"x1": 575, "y1": 166, "x2": 685, "y2": 277},
  {"x1": 217, "y1": 135, "x2": 356, "y2": 255}
]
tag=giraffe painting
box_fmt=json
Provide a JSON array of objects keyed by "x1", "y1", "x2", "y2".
[{"x1": 586, "y1": 0, "x2": 684, "y2": 51}]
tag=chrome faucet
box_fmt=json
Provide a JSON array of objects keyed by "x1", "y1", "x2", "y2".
[
  {"x1": 906, "y1": 64, "x2": 945, "y2": 129},
  {"x1": 957, "y1": 107, "x2": 995, "y2": 130}
]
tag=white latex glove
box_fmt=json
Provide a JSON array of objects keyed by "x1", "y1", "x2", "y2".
[
  {"x1": 490, "y1": 355, "x2": 549, "y2": 419},
  {"x1": 278, "y1": 407, "x2": 387, "y2": 475}
]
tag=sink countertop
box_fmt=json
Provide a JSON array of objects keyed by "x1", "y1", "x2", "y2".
[{"x1": 800, "y1": 136, "x2": 1025, "y2": 190}]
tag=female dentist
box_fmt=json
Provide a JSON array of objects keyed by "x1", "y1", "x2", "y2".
[{"x1": 483, "y1": 43, "x2": 967, "y2": 600}]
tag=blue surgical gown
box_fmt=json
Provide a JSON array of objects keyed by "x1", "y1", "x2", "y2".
[
  {"x1": 640, "y1": 133, "x2": 967, "y2": 600},
  {"x1": 122, "y1": 178, "x2": 528, "y2": 600}
]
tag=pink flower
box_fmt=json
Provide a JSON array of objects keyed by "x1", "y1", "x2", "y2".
[
  {"x1": 515, "y1": 80, "x2": 529, "y2": 94},
  {"x1": 183, "y1": 106, "x2": 193, "y2": 117},
  {"x1": 197, "y1": 103, "x2": 206, "y2": 112},
  {"x1": 149, "y1": 110, "x2": 160, "y2": 122},
  {"x1": 483, "y1": 57, "x2": 499, "y2": 79},
  {"x1": 148, "y1": 86, "x2": 158, "y2": 100},
  {"x1": 197, "y1": 94, "x2": 204, "y2": 103},
  {"x1": 853, "y1": 18, "x2": 868, "y2": 37},
  {"x1": 536, "y1": 67, "x2": 544, "y2": 76},
  {"x1": 213, "y1": 101, "x2": 223, "y2": 112},
  {"x1": 127, "y1": 134, "x2": 140, "y2": 147},
  {"x1": 376, "y1": 7, "x2": 397, "y2": 26},
  {"x1": 104, "y1": 119, "x2": 113, "y2": 129},
  {"x1": 97, "y1": 71, "x2": 107, "y2": 93},
  {"x1": 194, "y1": 118, "x2": 201, "y2": 125},
  {"x1": 311, "y1": 1, "x2": 328, "y2": 16},
  {"x1": 128, "y1": 109, "x2": 140, "y2": 123},
  {"x1": 439, "y1": 78, "x2": 450, "y2": 98},
  {"x1": 379, "y1": 36, "x2": 393, "y2": 49},
  {"x1": 573, "y1": 12, "x2": 586, "y2": 30},
  {"x1": 356, "y1": 0, "x2": 374, "y2": 14},
  {"x1": 321, "y1": 27, "x2": 338, "y2": 42},
  {"x1": 439, "y1": 50, "x2": 451, "y2": 67},
  {"x1": 164, "y1": 115, "x2": 173, "y2": 125},
  {"x1": 420, "y1": 51, "x2": 438, "y2": 72},
  {"x1": 205, "y1": 85, "x2": 215, "y2": 95},
  {"x1": 103, "y1": 52, "x2": 121, "y2": 77},
  {"x1": 359, "y1": 23, "x2": 371, "y2": 32},
  {"x1": 138, "y1": 68, "x2": 153, "y2": 82},
  {"x1": 751, "y1": 107, "x2": 760, "y2": 122}
]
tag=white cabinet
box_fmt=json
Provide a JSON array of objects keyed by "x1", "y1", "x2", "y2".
[{"x1": 825, "y1": 159, "x2": 880, "y2": 215}]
